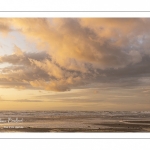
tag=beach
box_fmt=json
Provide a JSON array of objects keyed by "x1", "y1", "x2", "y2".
[{"x1": 0, "y1": 111, "x2": 150, "y2": 132}]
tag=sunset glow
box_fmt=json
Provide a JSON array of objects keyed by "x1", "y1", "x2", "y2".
[{"x1": 0, "y1": 18, "x2": 150, "y2": 111}]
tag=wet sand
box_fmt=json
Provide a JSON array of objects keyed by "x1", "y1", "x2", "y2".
[
  {"x1": 0, "y1": 127, "x2": 146, "y2": 132},
  {"x1": 0, "y1": 111, "x2": 150, "y2": 132}
]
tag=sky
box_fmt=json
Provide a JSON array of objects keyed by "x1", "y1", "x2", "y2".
[{"x1": 0, "y1": 18, "x2": 150, "y2": 111}]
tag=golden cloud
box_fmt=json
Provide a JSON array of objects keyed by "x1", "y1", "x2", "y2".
[{"x1": 0, "y1": 18, "x2": 150, "y2": 91}]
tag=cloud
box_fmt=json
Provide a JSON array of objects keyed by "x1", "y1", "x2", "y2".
[
  {"x1": 0, "y1": 18, "x2": 150, "y2": 92},
  {"x1": 0, "y1": 98, "x2": 45, "y2": 102},
  {"x1": 0, "y1": 19, "x2": 12, "y2": 36},
  {"x1": 0, "y1": 46, "x2": 86, "y2": 91},
  {"x1": 13, "y1": 45, "x2": 24, "y2": 56},
  {"x1": 9, "y1": 18, "x2": 150, "y2": 68}
]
